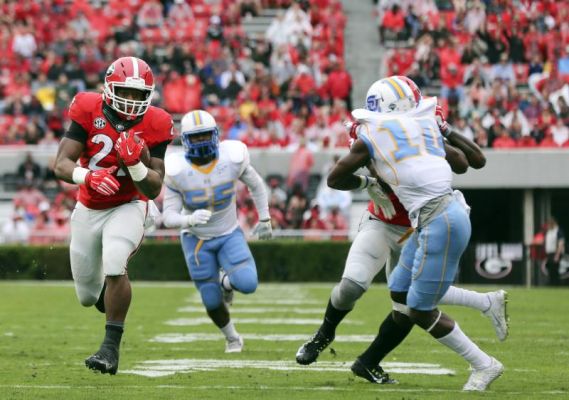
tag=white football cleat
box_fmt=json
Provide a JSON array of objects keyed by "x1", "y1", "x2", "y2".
[
  {"x1": 483, "y1": 290, "x2": 509, "y2": 341},
  {"x1": 463, "y1": 357, "x2": 504, "y2": 391},
  {"x1": 225, "y1": 335, "x2": 244, "y2": 353}
]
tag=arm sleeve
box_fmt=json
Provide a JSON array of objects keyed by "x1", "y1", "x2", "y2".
[
  {"x1": 161, "y1": 185, "x2": 189, "y2": 229},
  {"x1": 149, "y1": 141, "x2": 169, "y2": 159},
  {"x1": 64, "y1": 120, "x2": 88, "y2": 144},
  {"x1": 240, "y1": 165, "x2": 270, "y2": 221}
]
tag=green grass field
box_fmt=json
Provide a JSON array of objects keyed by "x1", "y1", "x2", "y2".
[{"x1": 0, "y1": 281, "x2": 568, "y2": 400}]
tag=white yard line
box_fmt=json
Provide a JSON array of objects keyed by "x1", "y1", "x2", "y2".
[
  {"x1": 2, "y1": 385, "x2": 567, "y2": 396},
  {"x1": 164, "y1": 317, "x2": 362, "y2": 326},
  {"x1": 120, "y1": 359, "x2": 456, "y2": 377},
  {"x1": 151, "y1": 333, "x2": 375, "y2": 343},
  {"x1": 177, "y1": 306, "x2": 326, "y2": 314}
]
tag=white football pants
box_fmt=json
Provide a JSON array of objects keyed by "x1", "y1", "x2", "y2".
[
  {"x1": 69, "y1": 200, "x2": 146, "y2": 306},
  {"x1": 343, "y1": 211, "x2": 410, "y2": 290}
]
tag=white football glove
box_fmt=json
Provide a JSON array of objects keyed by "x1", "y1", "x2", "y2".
[
  {"x1": 252, "y1": 219, "x2": 272, "y2": 240},
  {"x1": 185, "y1": 209, "x2": 212, "y2": 227},
  {"x1": 367, "y1": 181, "x2": 396, "y2": 220}
]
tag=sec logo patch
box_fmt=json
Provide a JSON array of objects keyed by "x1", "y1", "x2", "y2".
[{"x1": 94, "y1": 117, "x2": 106, "y2": 130}]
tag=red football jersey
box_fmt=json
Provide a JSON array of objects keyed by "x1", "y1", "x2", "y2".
[
  {"x1": 368, "y1": 193, "x2": 411, "y2": 227},
  {"x1": 69, "y1": 92, "x2": 173, "y2": 210}
]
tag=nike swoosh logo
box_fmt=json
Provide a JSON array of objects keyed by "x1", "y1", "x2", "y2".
[{"x1": 126, "y1": 145, "x2": 134, "y2": 156}]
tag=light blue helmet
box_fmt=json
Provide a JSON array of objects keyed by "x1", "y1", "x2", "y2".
[{"x1": 180, "y1": 110, "x2": 219, "y2": 161}]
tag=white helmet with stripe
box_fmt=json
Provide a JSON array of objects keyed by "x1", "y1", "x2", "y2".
[
  {"x1": 365, "y1": 75, "x2": 422, "y2": 113},
  {"x1": 180, "y1": 110, "x2": 220, "y2": 161}
]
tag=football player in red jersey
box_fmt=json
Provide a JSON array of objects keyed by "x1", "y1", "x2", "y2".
[
  {"x1": 54, "y1": 57, "x2": 173, "y2": 375},
  {"x1": 297, "y1": 79, "x2": 507, "y2": 388}
]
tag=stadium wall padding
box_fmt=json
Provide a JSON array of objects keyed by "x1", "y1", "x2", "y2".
[{"x1": 0, "y1": 241, "x2": 359, "y2": 282}]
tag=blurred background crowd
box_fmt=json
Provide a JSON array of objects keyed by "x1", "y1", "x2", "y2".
[{"x1": 0, "y1": 0, "x2": 568, "y2": 245}]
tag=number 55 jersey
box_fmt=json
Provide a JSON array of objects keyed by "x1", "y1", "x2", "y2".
[
  {"x1": 67, "y1": 92, "x2": 173, "y2": 209},
  {"x1": 353, "y1": 107, "x2": 452, "y2": 227},
  {"x1": 164, "y1": 140, "x2": 250, "y2": 240}
]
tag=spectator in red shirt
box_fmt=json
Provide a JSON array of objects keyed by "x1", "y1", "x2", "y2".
[
  {"x1": 380, "y1": 5, "x2": 406, "y2": 43},
  {"x1": 440, "y1": 63, "x2": 465, "y2": 104},
  {"x1": 325, "y1": 58, "x2": 352, "y2": 109},
  {"x1": 302, "y1": 203, "x2": 328, "y2": 230},
  {"x1": 287, "y1": 138, "x2": 314, "y2": 191},
  {"x1": 492, "y1": 124, "x2": 518, "y2": 149}
]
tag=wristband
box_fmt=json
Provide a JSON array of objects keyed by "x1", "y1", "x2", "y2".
[
  {"x1": 357, "y1": 175, "x2": 370, "y2": 189},
  {"x1": 72, "y1": 167, "x2": 89, "y2": 184},
  {"x1": 127, "y1": 161, "x2": 149, "y2": 182}
]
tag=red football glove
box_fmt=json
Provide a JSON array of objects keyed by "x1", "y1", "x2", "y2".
[
  {"x1": 115, "y1": 131, "x2": 146, "y2": 167},
  {"x1": 344, "y1": 120, "x2": 361, "y2": 148},
  {"x1": 85, "y1": 166, "x2": 120, "y2": 196},
  {"x1": 435, "y1": 104, "x2": 449, "y2": 136}
]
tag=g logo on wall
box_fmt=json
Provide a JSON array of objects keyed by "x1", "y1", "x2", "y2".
[
  {"x1": 474, "y1": 243, "x2": 523, "y2": 280},
  {"x1": 475, "y1": 257, "x2": 513, "y2": 280}
]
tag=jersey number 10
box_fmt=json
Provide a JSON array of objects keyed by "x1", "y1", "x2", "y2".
[{"x1": 381, "y1": 119, "x2": 445, "y2": 162}]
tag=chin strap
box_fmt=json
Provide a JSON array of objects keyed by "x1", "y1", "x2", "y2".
[{"x1": 102, "y1": 102, "x2": 143, "y2": 132}]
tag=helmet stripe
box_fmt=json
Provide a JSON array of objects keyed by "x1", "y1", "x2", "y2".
[
  {"x1": 385, "y1": 77, "x2": 405, "y2": 99},
  {"x1": 131, "y1": 57, "x2": 139, "y2": 78},
  {"x1": 193, "y1": 110, "x2": 202, "y2": 125}
]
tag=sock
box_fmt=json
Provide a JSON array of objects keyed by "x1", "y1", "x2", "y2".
[
  {"x1": 439, "y1": 286, "x2": 490, "y2": 312},
  {"x1": 221, "y1": 274, "x2": 232, "y2": 291},
  {"x1": 358, "y1": 312, "x2": 413, "y2": 366},
  {"x1": 103, "y1": 321, "x2": 124, "y2": 348},
  {"x1": 437, "y1": 323, "x2": 492, "y2": 369},
  {"x1": 319, "y1": 299, "x2": 350, "y2": 338},
  {"x1": 221, "y1": 320, "x2": 239, "y2": 340}
]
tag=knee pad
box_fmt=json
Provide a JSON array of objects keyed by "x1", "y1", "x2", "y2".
[
  {"x1": 196, "y1": 281, "x2": 222, "y2": 310},
  {"x1": 227, "y1": 265, "x2": 257, "y2": 294},
  {"x1": 330, "y1": 278, "x2": 366, "y2": 310},
  {"x1": 75, "y1": 281, "x2": 103, "y2": 307}
]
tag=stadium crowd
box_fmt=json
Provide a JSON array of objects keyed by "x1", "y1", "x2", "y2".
[
  {"x1": 0, "y1": 0, "x2": 353, "y2": 242},
  {"x1": 379, "y1": 0, "x2": 569, "y2": 149}
]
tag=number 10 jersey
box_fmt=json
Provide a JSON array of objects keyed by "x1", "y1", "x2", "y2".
[{"x1": 356, "y1": 109, "x2": 453, "y2": 227}]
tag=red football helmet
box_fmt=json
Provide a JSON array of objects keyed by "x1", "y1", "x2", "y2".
[
  {"x1": 394, "y1": 75, "x2": 422, "y2": 105},
  {"x1": 103, "y1": 57, "x2": 155, "y2": 118}
]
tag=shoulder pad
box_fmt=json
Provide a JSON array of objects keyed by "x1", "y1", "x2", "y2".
[
  {"x1": 221, "y1": 140, "x2": 249, "y2": 164},
  {"x1": 148, "y1": 107, "x2": 175, "y2": 141},
  {"x1": 164, "y1": 152, "x2": 187, "y2": 178},
  {"x1": 69, "y1": 92, "x2": 101, "y2": 130}
]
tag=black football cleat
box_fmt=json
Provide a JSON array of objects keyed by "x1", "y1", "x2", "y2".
[
  {"x1": 351, "y1": 358, "x2": 397, "y2": 384},
  {"x1": 85, "y1": 345, "x2": 119, "y2": 375},
  {"x1": 295, "y1": 331, "x2": 334, "y2": 365}
]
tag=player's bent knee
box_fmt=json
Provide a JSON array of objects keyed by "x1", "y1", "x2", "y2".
[
  {"x1": 229, "y1": 268, "x2": 257, "y2": 294},
  {"x1": 390, "y1": 291, "x2": 407, "y2": 304},
  {"x1": 76, "y1": 289, "x2": 99, "y2": 307},
  {"x1": 331, "y1": 278, "x2": 366, "y2": 310},
  {"x1": 198, "y1": 281, "x2": 223, "y2": 310}
]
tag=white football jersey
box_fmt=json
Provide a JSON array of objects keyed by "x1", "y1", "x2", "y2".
[
  {"x1": 164, "y1": 140, "x2": 249, "y2": 239},
  {"x1": 354, "y1": 108, "x2": 452, "y2": 226}
]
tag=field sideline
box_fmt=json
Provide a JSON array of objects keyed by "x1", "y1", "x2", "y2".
[{"x1": 0, "y1": 281, "x2": 567, "y2": 400}]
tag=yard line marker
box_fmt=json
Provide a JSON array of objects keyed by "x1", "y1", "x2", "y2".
[
  {"x1": 164, "y1": 317, "x2": 362, "y2": 326},
  {"x1": 151, "y1": 333, "x2": 376, "y2": 343},
  {"x1": 177, "y1": 306, "x2": 326, "y2": 314},
  {"x1": 121, "y1": 359, "x2": 455, "y2": 378},
  {"x1": 185, "y1": 298, "x2": 323, "y2": 305},
  {"x1": 2, "y1": 385, "x2": 568, "y2": 396}
]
